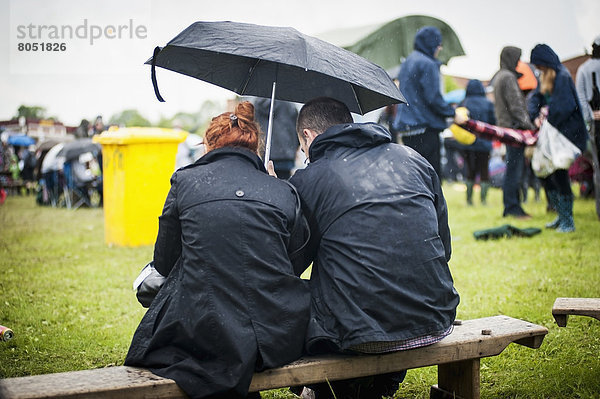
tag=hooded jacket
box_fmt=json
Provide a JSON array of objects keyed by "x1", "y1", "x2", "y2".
[
  {"x1": 125, "y1": 147, "x2": 310, "y2": 398},
  {"x1": 253, "y1": 98, "x2": 299, "y2": 162},
  {"x1": 289, "y1": 123, "x2": 460, "y2": 354},
  {"x1": 528, "y1": 44, "x2": 588, "y2": 152},
  {"x1": 460, "y1": 79, "x2": 496, "y2": 152},
  {"x1": 393, "y1": 26, "x2": 455, "y2": 133},
  {"x1": 491, "y1": 46, "x2": 535, "y2": 130}
]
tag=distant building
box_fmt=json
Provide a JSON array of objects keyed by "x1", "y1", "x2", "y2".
[{"x1": 0, "y1": 118, "x2": 76, "y2": 142}]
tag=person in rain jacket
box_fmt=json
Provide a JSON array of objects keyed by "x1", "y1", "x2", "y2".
[
  {"x1": 290, "y1": 97, "x2": 460, "y2": 399},
  {"x1": 575, "y1": 35, "x2": 600, "y2": 131},
  {"x1": 491, "y1": 46, "x2": 535, "y2": 218},
  {"x1": 393, "y1": 25, "x2": 456, "y2": 178},
  {"x1": 125, "y1": 101, "x2": 311, "y2": 399},
  {"x1": 528, "y1": 44, "x2": 588, "y2": 232},
  {"x1": 253, "y1": 97, "x2": 299, "y2": 180},
  {"x1": 459, "y1": 79, "x2": 496, "y2": 205}
]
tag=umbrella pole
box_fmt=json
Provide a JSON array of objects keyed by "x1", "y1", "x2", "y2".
[{"x1": 263, "y1": 81, "x2": 276, "y2": 169}]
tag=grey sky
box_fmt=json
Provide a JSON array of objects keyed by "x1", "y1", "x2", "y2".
[{"x1": 1, "y1": 0, "x2": 598, "y2": 125}]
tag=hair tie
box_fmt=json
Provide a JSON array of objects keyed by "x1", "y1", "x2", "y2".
[{"x1": 230, "y1": 114, "x2": 238, "y2": 124}]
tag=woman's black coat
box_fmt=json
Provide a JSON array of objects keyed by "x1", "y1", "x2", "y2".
[{"x1": 125, "y1": 147, "x2": 310, "y2": 398}]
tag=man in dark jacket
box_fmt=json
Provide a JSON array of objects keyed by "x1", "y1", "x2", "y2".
[
  {"x1": 290, "y1": 97, "x2": 460, "y2": 398},
  {"x1": 393, "y1": 26, "x2": 456, "y2": 178},
  {"x1": 253, "y1": 98, "x2": 299, "y2": 179},
  {"x1": 491, "y1": 46, "x2": 535, "y2": 218}
]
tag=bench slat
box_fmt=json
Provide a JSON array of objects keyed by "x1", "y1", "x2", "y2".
[
  {"x1": 552, "y1": 297, "x2": 600, "y2": 327},
  {"x1": 249, "y1": 315, "x2": 546, "y2": 391},
  {"x1": 0, "y1": 316, "x2": 547, "y2": 399},
  {"x1": 0, "y1": 367, "x2": 187, "y2": 399}
]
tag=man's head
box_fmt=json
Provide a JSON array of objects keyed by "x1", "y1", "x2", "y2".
[{"x1": 296, "y1": 97, "x2": 353, "y2": 157}]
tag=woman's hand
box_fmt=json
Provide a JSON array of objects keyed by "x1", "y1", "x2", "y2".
[{"x1": 267, "y1": 160, "x2": 278, "y2": 178}]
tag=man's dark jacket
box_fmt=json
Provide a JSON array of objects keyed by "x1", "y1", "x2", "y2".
[
  {"x1": 254, "y1": 98, "x2": 299, "y2": 162},
  {"x1": 125, "y1": 147, "x2": 310, "y2": 398},
  {"x1": 289, "y1": 123, "x2": 460, "y2": 354}
]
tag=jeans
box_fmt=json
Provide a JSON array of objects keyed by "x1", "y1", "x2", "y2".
[
  {"x1": 402, "y1": 128, "x2": 442, "y2": 178},
  {"x1": 502, "y1": 146, "x2": 527, "y2": 216}
]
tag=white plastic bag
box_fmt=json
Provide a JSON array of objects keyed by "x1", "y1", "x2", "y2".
[{"x1": 532, "y1": 120, "x2": 581, "y2": 178}]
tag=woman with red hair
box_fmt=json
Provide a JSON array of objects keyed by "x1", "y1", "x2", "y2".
[{"x1": 125, "y1": 101, "x2": 310, "y2": 398}]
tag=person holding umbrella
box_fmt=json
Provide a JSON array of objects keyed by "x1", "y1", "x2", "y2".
[
  {"x1": 289, "y1": 97, "x2": 460, "y2": 398},
  {"x1": 125, "y1": 102, "x2": 311, "y2": 398}
]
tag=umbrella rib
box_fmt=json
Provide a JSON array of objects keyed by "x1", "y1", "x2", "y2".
[
  {"x1": 240, "y1": 59, "x2": 261, "y2": 95},
  {"x1": 350, "y1": 85, "x2": 363, "y2": 115}
]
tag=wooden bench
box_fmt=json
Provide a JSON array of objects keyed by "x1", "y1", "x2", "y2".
[
  {"x1": 552, "y1": 297, "x2": 600, "y2": 327},
  {"x1": 0, "y1": 315, "x2": 547, "y2": 399}
]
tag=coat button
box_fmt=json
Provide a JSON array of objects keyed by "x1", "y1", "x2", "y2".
[{"x1": 235, "y1": 190, "x2": 244, "y2": 197}]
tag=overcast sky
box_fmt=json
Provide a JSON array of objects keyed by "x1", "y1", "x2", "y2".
[{"x1": 1, "y1": 0, "x2": 599, "y2": 126}]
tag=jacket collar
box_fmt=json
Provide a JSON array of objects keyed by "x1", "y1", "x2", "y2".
[
  {"x1": 309, "y1": 122, "x2": 392, "y2": 161},
  {"x1": 190, "y1": 146, "x2": 266, "y2": 172}
]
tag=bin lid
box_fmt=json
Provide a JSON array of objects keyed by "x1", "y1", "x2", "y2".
[{"x1": 93, "y1": 127, "x2": 188, "y2": 145}]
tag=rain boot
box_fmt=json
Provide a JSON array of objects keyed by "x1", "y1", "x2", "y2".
[
  {"x1": 545, "y1": 190, "x2": 560, "y2": 229},
  {"x1": 466, "y1": 180, "x2": 474, "y2": 206},
  {"x1": 556, "y1": 194, "x2": 575, "y2": 233},
  {"x1": 480, "y1": 182, "x2": 490, "y2": 205}
]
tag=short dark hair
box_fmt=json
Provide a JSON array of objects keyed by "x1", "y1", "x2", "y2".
[{"x1": 297, "y1": 97, "x2": 353, "y2": 136}]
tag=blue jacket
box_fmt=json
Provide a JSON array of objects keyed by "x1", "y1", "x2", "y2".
[
  {"x1": 528, "y1": 44, "x2": 588, "y2": 152},
  {"x1": 460, "y1": 79, "x2": 496, "y2": 152},
  {"x1": 393, "y1": 26, "x2": 455, "y2": 133}
]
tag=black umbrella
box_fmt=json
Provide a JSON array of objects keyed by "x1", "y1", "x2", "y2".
[
  {"x1": 56, "y1": 138, "x2": 101, "y2": 161},
  {"x1": 147, "y1": 21, "x2": 406, "y2": 166}
]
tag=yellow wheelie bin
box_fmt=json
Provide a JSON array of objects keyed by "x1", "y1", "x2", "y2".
[{"x1": 93, "y1": 127, "x2": 187, "y2": 247}]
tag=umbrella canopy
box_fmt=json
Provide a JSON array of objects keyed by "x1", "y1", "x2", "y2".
[
  {"x1": 147, "y1": 21, "x2": 406, "y2": 115},
  {"x1": 56, "y1": 138, "x2": 101, "y2": 161},
  {"x1": 443, "y1": 89, "x2": 466, "y2": 105},
  {"x1": 344, "y1": 15, "x2": 465, "y2": 70},
  {"x1": 7, "y1": 134, "x2": 35, "y2": 147},
  {"x1": 41, "y1": 143, "x2": 65, "y2": 173}
]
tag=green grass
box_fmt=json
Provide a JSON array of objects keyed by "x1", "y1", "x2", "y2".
[{"x1": 0, "y1": 183, "x2": 599, "y2": 398}]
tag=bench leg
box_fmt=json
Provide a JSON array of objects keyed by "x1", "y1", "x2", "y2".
[
  {"x1": 431, "y1": 359, "x2": 480, "y2": 399},
  {"x1": 553, "y1": 314, "x2": 568, "y2": 327}
]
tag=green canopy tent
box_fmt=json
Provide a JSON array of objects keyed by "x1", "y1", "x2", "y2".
[{"x1": 344, "y1": 15, "x2": 466, "y2": 71}]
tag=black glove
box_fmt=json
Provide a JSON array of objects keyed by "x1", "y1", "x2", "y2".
[{"x1": 133, "y1": 261, "x2": 167, "y2": 308}]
